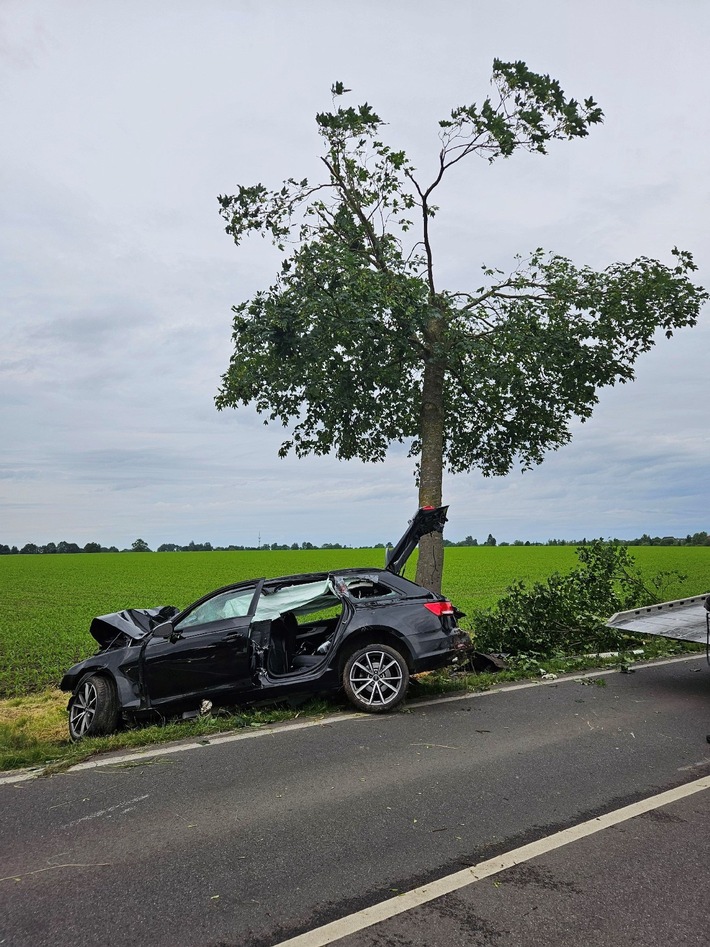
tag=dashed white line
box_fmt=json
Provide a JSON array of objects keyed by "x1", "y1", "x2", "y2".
[{"x1": 60, "y1": 793, "x2": 150, "y2": 829}]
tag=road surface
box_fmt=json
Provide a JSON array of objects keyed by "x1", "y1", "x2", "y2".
[{"x1": 1, "y1": 656, "x2": 709, "y2": 946}]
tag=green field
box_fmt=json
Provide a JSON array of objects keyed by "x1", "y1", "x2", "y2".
[{"x1": 1, "y1": 546, "x2": 708, "y2": 698}]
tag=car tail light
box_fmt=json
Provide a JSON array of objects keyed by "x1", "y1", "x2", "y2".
[{"x1": 424, "y1": 601, "x2": 454, "y2": 616}]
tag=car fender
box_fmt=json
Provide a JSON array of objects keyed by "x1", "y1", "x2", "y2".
[
  {"x1": 334, "y1": 624, "x2": 415, "y2": 672},
  {"x1": 64, "y1": 662, "x2": 140, "y2": 712}
]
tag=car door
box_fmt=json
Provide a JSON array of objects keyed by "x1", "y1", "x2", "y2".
[{"x1": 143, "y1": 580, "x2": 264, "y2": 707}]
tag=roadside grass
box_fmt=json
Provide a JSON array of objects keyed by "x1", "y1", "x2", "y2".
[
  {"x1": 1, "y1": 637, "x2": 701, "y2": 774},
  {"x1": 0, "y1": 691, "x2": 337, "y2": 773},
  {"x1": 0, "y1": 690, "x2": 69, "y2": 769}
]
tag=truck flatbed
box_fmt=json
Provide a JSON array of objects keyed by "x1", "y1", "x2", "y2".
[{"x1": 607, "y1": 593, "x2": 710, "y2": 644}]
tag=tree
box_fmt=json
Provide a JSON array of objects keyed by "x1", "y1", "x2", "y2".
[
  {"x1": 216, "y1": 62, "x2": 707, "y2": 593},
  {"x1": 57, "y1": 540, "x2": 80, "y2": 554},
  {"x1": 131, "y1": 538, "x2": 151, "y2": 552},
  {"x1": 484, "y1": 533, "x2": 497, "y2": 547}
]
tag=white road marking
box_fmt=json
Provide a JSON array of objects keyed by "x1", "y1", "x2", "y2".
[
  {"x1": 60, "y1": 793, "x2": 150, "y2": 829},
  {"x1": 272, "y1": 774, "x2": 710, "y2": 947},
  {"x1": 0, "y1": 653, "x2": 703, "y2": 786},
  {"x1": 0, "y1": 769, "x2": 45, "y2": 786}
]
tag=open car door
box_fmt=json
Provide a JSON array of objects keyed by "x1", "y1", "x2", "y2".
[{"x1": 385, "y1": 506, "x2": 448, "y2": 576}]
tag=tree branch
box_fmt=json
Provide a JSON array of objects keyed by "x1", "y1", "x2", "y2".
[
  {"x1": 321, "y1": 155, "x2": 390, "y2": 273},
  {"x1": 406, "y1": 169, "x2": 439, "y2": 297}
]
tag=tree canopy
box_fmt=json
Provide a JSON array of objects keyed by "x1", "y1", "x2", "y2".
[{"x1": 216, "y1": 61, "x2": 707, "y2": 592}]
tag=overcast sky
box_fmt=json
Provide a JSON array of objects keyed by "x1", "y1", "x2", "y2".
[{"x1": 1, "y1": 0, "x2": 708, "y2": 549}]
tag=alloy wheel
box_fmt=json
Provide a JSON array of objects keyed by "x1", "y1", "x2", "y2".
[
  {"x1": 69, "y1": 680, "x2": 98, "y2": 738},
  {"x1": 348, "y1": 649, "x2": 404, "y2": 708}
]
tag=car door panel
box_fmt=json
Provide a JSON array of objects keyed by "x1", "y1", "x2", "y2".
[{"x1": 143, "y1": 581, "x2": 264, "y2": 707}]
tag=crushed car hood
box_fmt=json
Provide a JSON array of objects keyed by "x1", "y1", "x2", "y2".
[{"x1": 89, "y1": 606, "x2": 180, "y2": 648}]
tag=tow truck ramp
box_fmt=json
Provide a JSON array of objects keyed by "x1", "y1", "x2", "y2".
[{"x1": 607, "y1": 593, "x2": 710, "y2": 644}]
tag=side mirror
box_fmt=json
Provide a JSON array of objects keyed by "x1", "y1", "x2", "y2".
[{"x1": 152, "y1": 620, "x2": 175, "y2": 639}]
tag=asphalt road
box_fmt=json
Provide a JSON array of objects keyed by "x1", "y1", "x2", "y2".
[
  {"x1": 335, "y1": 785, "x2": 710, "y2": 947},
  {"x1": 2, "y1": 656, "x2": 710, "y2": 947}
]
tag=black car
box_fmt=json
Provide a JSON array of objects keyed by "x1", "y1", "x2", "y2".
[{"x1": 62, "y1": 507, "x2": 470, "y2": 740}]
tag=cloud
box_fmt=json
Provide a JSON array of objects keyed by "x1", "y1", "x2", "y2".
[{"x1": 0, "y1": 0, "x2": 708, "y2": 551}]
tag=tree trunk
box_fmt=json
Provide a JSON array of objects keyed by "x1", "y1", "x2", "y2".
[{"x1": 415, "y1": 350, "x2": 445, "y2": 593}]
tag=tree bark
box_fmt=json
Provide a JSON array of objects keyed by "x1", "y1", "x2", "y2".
[{"x1": 415, "y1": 348, "x2": 445, "y2": 594}]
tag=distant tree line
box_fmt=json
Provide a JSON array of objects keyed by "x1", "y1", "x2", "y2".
[
  {"x1": 0, "y1": 541, "x2": 121, "y2": 555},
  {"x1": 546, "y1": 531, "x2": 710, "y2": 547},
  {"x1": 154, "y1": 539, "x2": 359, "y2": 552},
  {"x1": 0, "y1": 537, "x2": 366, "y2": 555},
  {"x1": 2, "y1": 530, "x2": 708, "y2": 555},
  {"x1": 444, "y1": 534, "x2": 498, "y2": 547}
]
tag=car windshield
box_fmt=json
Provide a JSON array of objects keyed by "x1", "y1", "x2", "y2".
[{"x1": 178, "y1": 587, "x2": 257, "y2": 629}]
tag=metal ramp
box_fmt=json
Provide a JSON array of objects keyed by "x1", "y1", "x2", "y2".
[{"x1": 607, "y1": 594, "x2": 710, "y2": 644}]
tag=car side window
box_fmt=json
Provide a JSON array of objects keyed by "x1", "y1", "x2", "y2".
[{"x1": 176, "y1": 588, "x2": 255, "y2": 633}]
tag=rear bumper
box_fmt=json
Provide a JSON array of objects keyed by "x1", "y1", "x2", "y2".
[{"x1": 412, "y1": 627, "x2": 472, "y2": 673}]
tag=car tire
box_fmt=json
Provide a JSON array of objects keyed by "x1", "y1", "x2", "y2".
[
  {"x1": 68, "y1": 675, "x2": 120, "y2": 741},
  {"x1": 343, "y1": 643, "x2": 409, "y2": 713}
]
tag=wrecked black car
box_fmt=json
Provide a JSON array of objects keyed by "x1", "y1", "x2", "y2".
[{"x1": 61, "y1": 507, "x2": 470, "y2": 740}]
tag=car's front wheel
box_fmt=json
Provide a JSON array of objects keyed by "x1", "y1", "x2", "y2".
[
  {"x1": 68, "y1": 675, "x2": 120, "y2": 741},
  {"x1": 343, "y1": 643, "x2": 409, "y2": 713}
]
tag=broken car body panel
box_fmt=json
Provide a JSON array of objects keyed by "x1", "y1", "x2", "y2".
[
  {"x1": 89, "y1": 606, "x2": 181, "y2": 649},
  {"x1": 385, "y1": 505, "x2": 448, "y2": 575}
]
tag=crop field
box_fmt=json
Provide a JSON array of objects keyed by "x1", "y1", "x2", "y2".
[{"x1": 1, "y1": 546, "x2": 708, "y2": 698}]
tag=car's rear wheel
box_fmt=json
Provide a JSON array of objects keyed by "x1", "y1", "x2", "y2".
[
  {"x1": 68, "y1": 675, "x2": 120, "y2": 741},
  {"x1": 343, "y1": 644, "x2": 409, "y2": 713}
]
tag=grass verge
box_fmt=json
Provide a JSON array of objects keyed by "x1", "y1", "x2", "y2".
[{"x1": 1, "y1": 639, "x2": 702, "y2": 774}]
